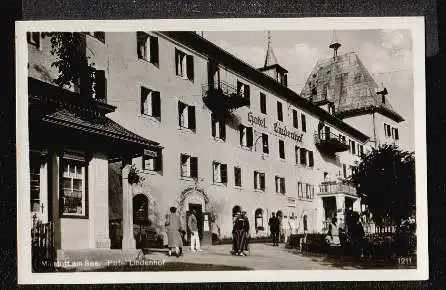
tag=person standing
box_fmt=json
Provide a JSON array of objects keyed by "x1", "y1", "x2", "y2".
[
  {"x1": 165, "y1": 206, "x2": 183, "y2": 257},
  {"x1": 268, "y1": 212, "x2": 280, "y2": 246},
  {"x1": 326, "y1": 217, "x2": 341, "y2": 246},
  {"x1": 232, "y1": 211, "x2": 248, "y2": 256},
  {"x1": 241, "y1": 210, "x2": 250, "y2": 254},
  {"x1": 290, "y1": 215, "x2": 297, "y2": 235},
  {"x1": 281, "y1": 215, "x2": 291, "y2": 245},
  {"x1": 188, "y1": 209, "x2": 202, "y2": 252}
]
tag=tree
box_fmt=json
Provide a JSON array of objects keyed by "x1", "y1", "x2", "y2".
[
  {"x1": 41, "y1": 32, "x2": 95, "y2": 97},
  {"x1": 350, "y1": 144, "x2": 415, "y2": 227}
]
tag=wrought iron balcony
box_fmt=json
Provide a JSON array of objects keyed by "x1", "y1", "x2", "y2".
[
  {"x1": 319, "y1": 181, "x2": 357, "y2": 196},
  {"x1": 314, "y1": 131, "x2": 349, "y2": 153},
  {"x1": 202, "y1": 81, "x2": 250, "y2": 116}
]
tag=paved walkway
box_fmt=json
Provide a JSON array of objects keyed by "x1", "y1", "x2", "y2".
[
  {"x1": 134, "y1": 243, "x2": 355, "y2": 270},
  {"x1": 57, "y1": 243, "x2": 410, "y2": 271}
]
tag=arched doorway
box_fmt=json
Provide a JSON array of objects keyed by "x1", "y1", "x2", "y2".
[
  {"x1": 232, "y1": 205, "x2": 241, "y2": 218},
  {"x1": 178, "y1": 186, "x2": 209, "y2": 245},
  {"x1": 133, "y1": 194, "x2": 150, "y2": 249}
]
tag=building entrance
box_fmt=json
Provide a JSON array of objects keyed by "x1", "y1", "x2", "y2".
[{"x1": 187, "y1": 203, "x2": 203, "y2": 243}]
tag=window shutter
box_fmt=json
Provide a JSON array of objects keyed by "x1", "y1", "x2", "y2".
[
  {"x1": 395, "y1": 128, "x2": 399, "y2": 140},
  {"x1": 26, "y1": 32, "x2": 31, "y2": 43},
  {"x1": 188, "y1": 106, "x2": 196, "y2": 130},
  {"x1": 308, "y1": 151, "x2": 314, "y2": 167},
  {"x1": 247, "y1": 127, "x2": 253, "y2": 147},
  {"x1": 260, "y1": 173, "x2": 265, "y2": 190},
  {"x1": 178, "y1": 101, "x2": 184, "y2": 126},
  {"x1": 244, "y1": 84, "x2": 250, "y2": 106},
  {"x1": 94, "y1": 70, "x2": 106, "y2": 101},
  {"x1": 284, "y1": 74, "x2": 288, "y2": 86},
  {"x1": 211, "y1": 115, "x2": 216, "y2": 137},
  {"x1": 152, "y1": 91, "x2": 161, "y2": 119},
  {"x1": 186, "y1": 55, "x2": 194, "y2": 80},
  {"x1": 281, "y1": 178, "x2": 286, "y2": 194},
  {"x1": 221, "y1": 164, "x2": 228, "y2": 183},
  {"x1": 275, "y1": 177, "x2": 279, "y2": 192},
  {"x1": 190, "y1": 157, "x2": 198, "y2": 178},
  {"x1": 220, "y1": 120, "x2": 226, "y2": 140},
  {"x1": 239, "y1": 125, "x2": 244, "y2": 145},
  {"x1": 136, "y1": 32, "x2": 146, "y2": 59},
  {"x1": 260, "y1": 93, "x2": 266, "y2": 114},
  {"x1": 301, "y1": 114, "x2": 306, "y2": 132},
  {"x1": 254, "y1": 172, "x2": 257, "y2": 189},
  {"x1": 293, "y1": 110, "x2": 298, "y2": 128},
  {"x1": 300, "y1": 148, "x2": 306, "y2": 165},
  {"x1": 150, "y1": 36, "x2": 159, "y2": 64},
  {"x1": 155, "y1": 151, "x2": 163, "y2": 172},
  {"x1": 141, "y1": 88, "x2": 148, "y2": 114},
  {"x1": 277, "y1": 102, "x2": 283, "y2": 121},
  {"x1": 295, "y1": 146, "x2": 299, "y2": 163},
  {"x1": 175, "y1": 49, "x2": 179, "y2": 75}
]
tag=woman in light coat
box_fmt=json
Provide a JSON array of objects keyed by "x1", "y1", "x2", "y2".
[{"x1": 165, "y1": 206, "x2": 183, "y2": 257}]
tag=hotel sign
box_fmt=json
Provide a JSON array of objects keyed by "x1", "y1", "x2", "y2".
[{"x1": 247, "y1": 112, "x2": 303, "y2": 143}]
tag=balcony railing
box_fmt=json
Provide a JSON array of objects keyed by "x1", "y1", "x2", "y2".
[
  {"x1": 319, "y1": 181, "x2": 357, "y2": 196},
  {"x1": 314, "y1": 131, "x2": 349, "y2": 153},
  {"x1": 202, "y1": 81, "x2": 249, "y2": 116}
]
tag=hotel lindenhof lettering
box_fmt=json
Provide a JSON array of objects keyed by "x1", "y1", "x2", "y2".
[{"x1": 247, "y1": 112, "x2": 303, "y2": 143}]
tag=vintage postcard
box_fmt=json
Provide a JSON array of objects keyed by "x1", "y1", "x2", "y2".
[{"x1": 16, "y1": 17, "x2": 428, "y2": 283}]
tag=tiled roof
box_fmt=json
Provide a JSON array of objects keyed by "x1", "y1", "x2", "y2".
[
  {"x1": 41, "y1": 109, "x2": 161, "y2": 148},
  {"x1": 300, "y1": 52, "x2": 404, "y2": 122}
]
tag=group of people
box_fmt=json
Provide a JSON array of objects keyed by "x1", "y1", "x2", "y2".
[
  {"x1": 231, "y1": 210, "x2": 250, "y2": 256},
  {"x1": 268, "y1": 212, "x2": 300, "y2": 246},
  {"x1": 164, "y1": 206, "x2": 202, "y2": 257}
]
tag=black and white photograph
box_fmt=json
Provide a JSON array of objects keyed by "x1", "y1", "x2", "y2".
[{"x1": 16, "y1": 18, "x2": 427, "y2": 283}]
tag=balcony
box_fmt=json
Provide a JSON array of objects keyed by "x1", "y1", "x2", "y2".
[
  {"x1": 202, "y1": 81, "x2": 250, "y2": 117},
  {"x1": 319, "y1": 181, "x2": 357, "y2": 196},
  {"x1": 314, "y1": 131, "x2": 349, "y2": 153}
]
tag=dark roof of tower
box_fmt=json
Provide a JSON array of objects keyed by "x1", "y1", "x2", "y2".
[{"x1": 300, "y1": 52, "x2": 404, "y2": 122}]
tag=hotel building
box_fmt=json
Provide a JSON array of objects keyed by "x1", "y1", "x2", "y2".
[{"x1": 27, "y1": 31, "x2": 404, "y2": 254}]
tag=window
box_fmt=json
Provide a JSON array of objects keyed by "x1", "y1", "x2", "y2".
[
  {"x1": 343, "y1": 164, "x2": 347, "y2": 178},
  {"x1": 277, "y1": 101, "x2": 283, "y2": 121},
  {"x1": 349, "y1": 140, "x2": 356, "y2": 155},
  {"x1": 292, "y1": 109, "x2": 298, "y2": 129},
  {"x1": 213, "y1": 161, "x2": 228, "y2": 184},
  {"x1": 328, "y1": 103, "x2": 336, "y2": 115},
  {"x1": 278, "y1": 140, "x2": 285, "y2": 159},
  {"x1": 61, "y1": 158, "x2": 87, "y2": 217},
  {"x1": 262, "y1": 133, "x2": 269, "y2": 154},
  {"x1": 308, "y1": 151, "x2": 314, "y2": 167},
  {"x1": 254, "y1": 171, "x2": 265, "y2": 191},
  {"x1": 180, "y1": 154, "x2": 198, "y2": 178},
  {"x1": 237, "y1": 81, "x2": 250, "y2": 106},
  {"x1": 255, "y1": 209, "x2": 264, "y2": 229},
  {"x1": 234, "y1": 167, "x2": 242, "y2": 187},
  {"x1": 392, "y1": 127, "x2": 399, "y2": 140},
  {"x1": 297, "y1": 182, "x2": 314, "y2": 200},
  {"x1": 137, "y1": 32, "x2": 159, "y2": 65},
  {"x1": 260, "y1": 92, "x2": 267, "y2": 114},
  {"x1": 140, "y1": 87, "x2": 161, "y2": 119},
  {"x1": 142, "y1": 149, "x2": 162, "y2": 173},
  {"x1": 339, "y1": 134, "x2": 346, "y2": 144},
  {"x1": 175, "y1": 48, "x2": 194, "y2": 81},
  {"x1": 301, "y1": 114, "x2": 307, "y2": 132},
  {"x1": 275, "y1": 176, "x2": 286, "y2": 194},
  {"x1": 178, "y1": 101, "x2": 196, "y2": 131},
  {"x1": 27, "y1": 32, "x2": 40, "y2": 48},
  {"x1": 239, "y1": 125, "x2": 253, "y2": 147},
  {"x1": 211, "y1": 114, "x2": 226, "y2": 141},
  {"x1": 358, "y1": 144, "x2": 364, "y2": 156},
  {"x1": 30, "y1": 152, "x2": 41, "y2": 213},
  {"x1": 299, "y1": 148, "x2": 307, "y2": 165},
  {"x1": 384, "y1": 123, "x2": 392, "y2": 137},
  {"x1": 295, "y1": 146, "x2": 300, "y2": 164}
]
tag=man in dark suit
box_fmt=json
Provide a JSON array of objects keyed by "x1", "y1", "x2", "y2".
[{"x1": 269, "y1": 212, "x2": 280, "y2": 246}]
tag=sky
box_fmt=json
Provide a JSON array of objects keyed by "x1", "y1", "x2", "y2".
[{"x1": 202, "y1": 30, "x2": 414, "y2": 151}]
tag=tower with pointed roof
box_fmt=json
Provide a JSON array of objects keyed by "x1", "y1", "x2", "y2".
[
  {"x1": 258, "y1": 31, "x2": 289, "y2": 87},
  {"x1": 300, "y1": 33, "x2": 405, "y2": 148}
]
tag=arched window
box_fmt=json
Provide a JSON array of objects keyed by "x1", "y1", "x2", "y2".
[
  {"x1": 303, "y1": 215, "x2": 308, "y2": 232},
  {"x1": 255, "y1": 208, "x2": 263, "y2": 230},
  {"x1": 133, "y1": 194, "x2": 149, "y2": 225}
]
